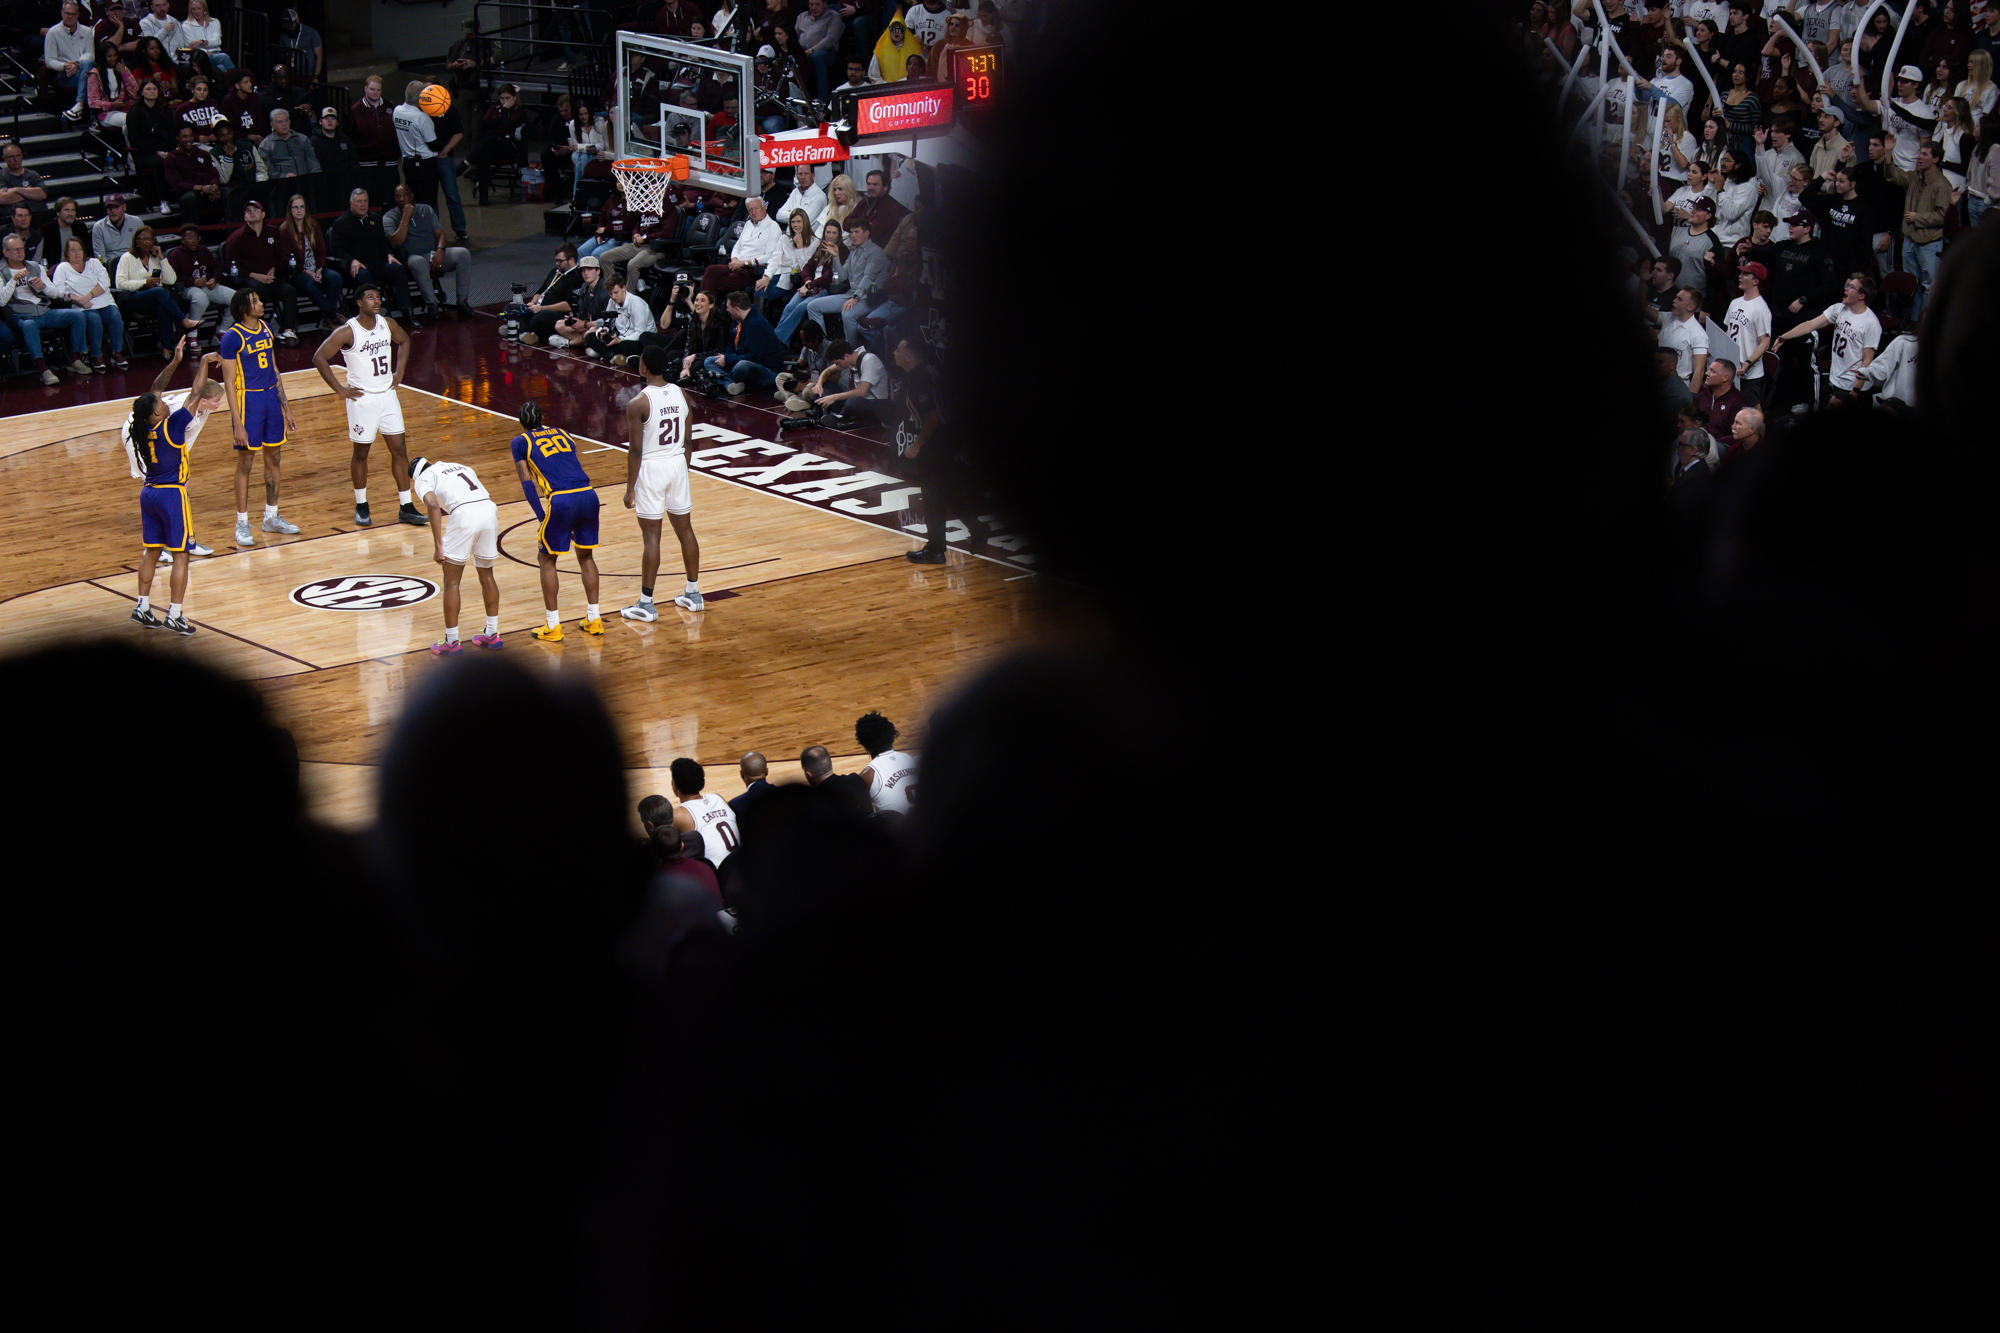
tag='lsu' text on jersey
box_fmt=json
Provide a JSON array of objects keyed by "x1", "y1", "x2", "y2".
[{"x1": 218, "y1": 319, "x2": 285, "y2": 450}]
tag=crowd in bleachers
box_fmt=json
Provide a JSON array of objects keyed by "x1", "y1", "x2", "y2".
[{"x1": 1529, "y1": 0, "x2": 1997, "y2": 482}]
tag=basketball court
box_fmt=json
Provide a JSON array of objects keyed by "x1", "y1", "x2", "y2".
[{"x1": 0, "y1": 333, "x2": 1043, "y2": 828}]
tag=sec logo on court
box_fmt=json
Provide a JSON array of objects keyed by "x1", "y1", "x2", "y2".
[{"x1": 290, "y1": 576, "x2": 439, "y2": 610}]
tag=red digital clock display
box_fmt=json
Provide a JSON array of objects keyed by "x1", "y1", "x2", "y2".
[{"x1": 953, "y1": 45, "x2": 1002, "y2": 104}]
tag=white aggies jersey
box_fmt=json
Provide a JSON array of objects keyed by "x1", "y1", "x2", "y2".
[
  {"x1": 341, "y1": 316, "x2": 396, "y2": 392},
  {"x1": 866, "y1": 749, "x2": 918, "y2": 814},
  {"x1": 680, "y1": 791, "x2": 739, "y2": 866},
  {"x1": 639, "y1": 383, "x2": 690, "y2": 460},
  {"x1": 416, "y1": 460, "x2": 490, "y2": 512}
]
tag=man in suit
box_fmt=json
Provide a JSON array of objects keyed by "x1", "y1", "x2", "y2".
[
  {"x1": 1672, "y1": 427, "x2": 1713, "y2": 499},
  {"x1": 729, "y1": 752, "x2": 772, "y2": 826}
]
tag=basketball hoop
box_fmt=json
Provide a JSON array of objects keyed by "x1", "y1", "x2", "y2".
[{"x1": 612, "y1": 156, "x2": 690, "y2": 212}]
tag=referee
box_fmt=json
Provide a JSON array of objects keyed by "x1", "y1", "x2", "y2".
[
  {"x1": 896, "y1": 336, "x2": 988, "y2": 564},
  {"x1": 392, "y1": 81, "x2": 442, "y2": 230}
]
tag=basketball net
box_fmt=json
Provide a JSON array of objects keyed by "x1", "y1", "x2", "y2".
[{"x1": 612, "y1": 157, "x2": 686, "y2": 213}]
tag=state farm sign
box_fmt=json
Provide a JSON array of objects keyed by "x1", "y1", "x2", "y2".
[
  {"x1": 760, "y1": 135, "x2": 848, "y2": 167},
  {"x1": 855, "y1": 85, "x2": 954, "y2": 136}
]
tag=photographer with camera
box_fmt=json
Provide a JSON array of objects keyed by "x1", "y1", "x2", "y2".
[
  {"x1": 780, "y1": 336, "x2": 887, "y2": 426},
  {"x1": 514, "y1": 243, "x2": 585, "y2": 344},
  {"x1": 586, "y1": 276, "x2": 655, "y2": 361},
  {"x1": 538, "y1": 255, "x2": 611, "y2": 350},
  {"x1": 699, "y1": 288, "x2": 789, "y2": 395}
]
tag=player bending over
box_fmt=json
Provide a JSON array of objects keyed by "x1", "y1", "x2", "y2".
[
  {"x1": 409, "y1": 455, "x2": 503, "y2": 655},
  {"x1": 311, "y1": 283, "x2": 425, "y2": 528},
  {"x1": 218, "y1": 289, "x2": 302, "y2": 546},
  {"x1": 511, "y1": 400, "x2": 605, "y2": 641},
  {"x1": 620, "y1": 344, "x2": 704, "y2": 621},
  {"x1": 126, "y1": 336, "x2": 220, "y2": 635}
]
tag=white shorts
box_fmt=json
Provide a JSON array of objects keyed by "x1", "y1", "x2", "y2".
[
  {"x1": 634, "y1": 451, "x2": 691, "y2": 520},
  {"x1": 440, "y1": 499, "x2": 499, "y2": 568},
  {"x1": 345, "y1": 389, "x2": 406, "y2": 444}
]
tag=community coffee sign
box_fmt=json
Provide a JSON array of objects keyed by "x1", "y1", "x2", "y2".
[{"x1": 850, "y1": 83, "x2": 955, "y2": 140}]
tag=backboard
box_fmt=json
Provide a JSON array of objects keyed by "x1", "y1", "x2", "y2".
[{"x1": 614, "y1": 30, "x2": 755, "y2": 200}]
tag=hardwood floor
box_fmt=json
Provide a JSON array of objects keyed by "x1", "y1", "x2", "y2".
[{"x1": 0, "y1": 370, "x2": 1045, "y2": 827}]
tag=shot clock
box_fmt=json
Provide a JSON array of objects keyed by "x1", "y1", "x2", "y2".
[{"x1": 952, "y1": 45, "x2": 1002, "y2": 106}]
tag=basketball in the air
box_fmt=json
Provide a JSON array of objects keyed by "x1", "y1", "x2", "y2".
[{"x1": 418, "y1": 84, "x2": 451, "y2": 116}]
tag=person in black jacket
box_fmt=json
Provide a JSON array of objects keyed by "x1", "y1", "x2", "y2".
[
  {"x1": 702, "y1": 288, "x2": 789, "y2": 394},
  {"x1": 38, "y1": 196, "x2": 92, "y2": 273},
  {"x1": 310, "y1": 108, "x2": 358, "y2": 214},
  {"x1": 326, "y1": 187, "x2": 417, "y2": 323},
  {"x1": 125, "y1": 78, "x2": 181, "y2": 207},
  {"x1": 537, "y1": 254, "x2": 610, "y2": 347},
  {"x1": 518, "y1": 242, "x2": 586, "y2": 343},
  {"x1": 1762, "y1": 207, "x2": 1840, "y2": 417}
]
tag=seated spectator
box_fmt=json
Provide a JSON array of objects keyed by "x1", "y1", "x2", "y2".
[
  {"x1": 224, "y1": 198, "x2": 303, "y2": 344},
  {"x1": 649, "y1": 821, "x2": 721, "y2": 905},
  {"x1": 700, "y1": 288, "x2": 788, "y2": 394},
  {"x1": 86, "y1": 40, "x2": 137, "y2": 129},
  {"x1": 127, "y1": 79, "x2": 181, "y2": 203},
  {"x1": 701, "y1": 195, "x2": 785, "y2": 296},
  {"x1": 677, "y1": 288, "x2": 730, "y2": 381},
  {"x1": 1721, "y1": 404, "x2": 1764, "y2": 464},
  {"x1": 46, "y1": 234, "x2": 129, "y2": 371},
  {"x1": 5, "y1": 205, "x2": 39, "y2": 265},
  {"x1": 209, "y1": 121, "x2": 260, "y2": 222},
  {"x1": 586, "y1": 277, "x2": 654, "y2": 361},
  {"x1": 1673, "y1": 403, "x2": 1722, "y2": 472},
  {"x1": 831, "y1": 57, "x2": 871, "y2": 99},
  {"x1": 594, "y1": 197, "x2": 678, "y2": 296},
  {"x1": 516, "y1": 243, "x2": 585, "y2": 344},
  {"x1": 327, "y1": 187, "x2": 417, "y2": 325},
  {"x1": 257, "y1": 108, "x2": 319, "y2": 197},
  {"x1": 578, "y1": 187, "x2": 629, "y2": 260},
  {"x1": 859, "y1": 196, "x2": 924, "y2": 349},
  {"x1": 790, "y1": 336, "x2": 888, "y2": 423},
  {"x1": 770, "y1": 317, "x2": 827, "y2": 399},
  {"x1": 165, "y1": 221, "x2": 235, "y2": 339},
  {"x1": 38, "y1": 197, "x2": 92, "y2": 276},
  {"x1": 163, "y1": 125, "x2": 225, "y2": 224},
  {"x1": 763, "y1": 205, "x2": 819, "y2": 318},
  {"x1": 259, "y1": 64, "x2": 318, "y2": 133},
  {"x1": 91, "y1": 194, "x2": 143, "y2": 275},
  {"x1": 845, "y1": 167, "x2": 907, "y2": 243},
  {"x1": 0, "y1": 141, "x2": 49, "y2": 211},
  {"x1": 129, "y1": 36, "x2": 179, "y2": 100},
  {"x1": 219, "y1": 68, "x2": 268, "y2": 144},
  {"x1": 542, "y1": 255, "x2": 611, "y2": 348},
  {"x1": 175, "y1": 73, "x2": 224, "y2": 141},
  {"x1": 276, "y1": 192, "x2": 341, "y2": 331},
  {"x1": 469, "y1": 85, "x2": 530, "y2": 207},
  {"x1": 2, "y1": 231, "x2": 91, "y2": 382},
  {"x1": 814, "y1": 171, "x2": 856, "y2": 233},
  {"x1": 1670, "y1": 425, "x2": 1713, "y2": 496},
  {"x1": 180, "y1": 0, "x2": 234, "y2": 76},
  {"x1": 115, "y1": 224, "x2": 201, "y2": 357},
  {"x1": 773, "y1": 165, "x2": 827, "y2": 236},
  {"x1": 136, "y1": 0, "x2": 183, "y2": 61},
  {"x1": 383, "y1": 182, "x2": 473, "y2": 318},
  {"x1": 46, "y1": 2, "x2": 96, "y2": 124}
]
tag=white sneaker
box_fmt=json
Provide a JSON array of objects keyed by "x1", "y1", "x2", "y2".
[
  {"x1": 187, "y1": 539, "x2": 214, "y2": 557},
  {"x1": 673, "y1": 590, "x2": 705, "y2": 612},
  {"x1": 234, "y1": 519, "x2": 255, "y2": 546},
  {"x1": 261, "y1": 513, "x2": 300, "y2": 534},
  {"x1": 584, "y1": 347, "x2": 601, "y2": 359},
  {"x1": 157, "y1": 549, "x2": 172, "y2": 566},
  {"x1": 619, "y1": 600, "x2": 658, "y2": 622},
  {"x1": 547, "y1": 334, "x2": 571, "y2": 349}
]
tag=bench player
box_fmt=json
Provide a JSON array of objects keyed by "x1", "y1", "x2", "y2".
[
  {"x1": 408, "y1": 455, "x2": 503, "y2": 655},
  {"x1": 855, "y1": 710, "x2": 918, "y2": 813},
  {"x1": 619, "y1": 345, "x2": 704, "y2": 621},
  {"x1": 126, "y1": 336, "x2": 221, "y2": 636},
  {"x1": 310, "y1": 283, "x2": 426, "y2": 528},
  {"x1": 668, "y1": 758, "x2": 740, "y2": 873},
  {"x1": 510, "y1": 400, "x2": 605, "y2": 642},
  {"x1": 218, "y1": 289, "x2": 302, "y2": 547}
]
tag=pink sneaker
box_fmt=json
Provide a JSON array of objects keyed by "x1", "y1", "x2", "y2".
[
  {"x1": 469, "y1": 632, "x2": 503, "y2": 649},
  {"x1": 429, "y1": 640, "x2": 462, "y2": 655}
]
